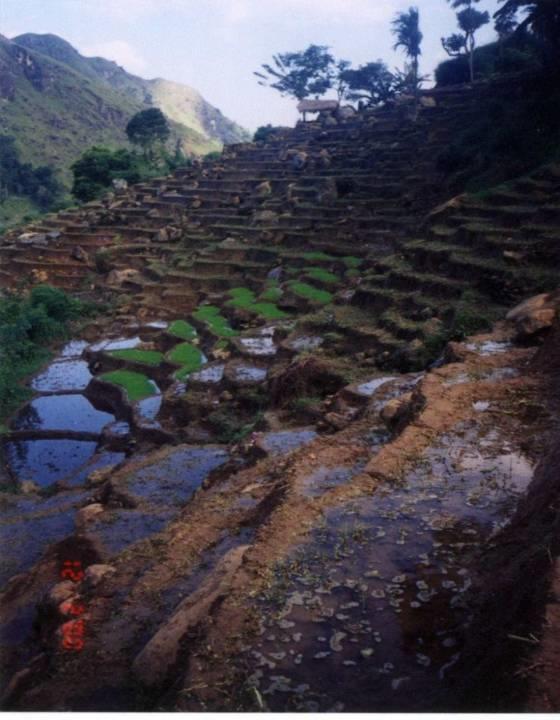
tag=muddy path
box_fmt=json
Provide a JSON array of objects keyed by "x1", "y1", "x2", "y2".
[{"x1": 0, "y1": 316, "x2": 559, "y2": 711}]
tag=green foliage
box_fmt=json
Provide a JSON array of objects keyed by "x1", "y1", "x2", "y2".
[
  {"x1": 435, "y1": 33, "x2": 540, "y2": 85},
  {"x1": 167, "y1": 343, "x2": 205, "y2": 375},
  {"x1": 168, "y1": 319, "x2": 197, "y2": 340},
  {"x1": 436, "y1": 74, "x2": 560, "y2": 190},
  {"x1": 126, "y1": 108, "x2": 170, "y2": 158},
  {"x1": 226, "y1": 288, "x2": 289, "y2": 319},
  {"x1": 253, "y1": 125, "x2": 283, "y2": 143},
  {"x1": 204, "y1": 151, "x2": 222, "y2": 162},
  {"x1": 0, "y1": 135, "x2": 62, "y2": 210},
  {"x1": 342, "y1": 256, "x2": 363, "y2": 269},
  {"x1": 109, "y1": 348, "x2": 164, "y2": 366},
  {"x1": 340, "y1": 62, "x2": 397, "y2": 107},
  {"x1": 441, "y1": 0, "x2": 490, "y2": 82},
  {"x1": 289, "y1": 282, "x2": 333, "y2": 305},
  {"x1": 193, "y1": 305, "x2": 239, "y2": 337},
  {"x1": 254, "y1": 45, "x2": 335, "y2": 101},
  {"x1": 100, "y1": 369, "x2": 156, "y2": 401},
  {"x1": 249, "y1": 302, "x2": 289, "y2": 320},
  {"x1": 392, "y1": 7, "x2": 423, "y2": 90},
  {"x1": 259, "y1": 285, "x2": 283, "y2": 302},
  {"x1": 495, "y1": 0, "x2": 560, "y2": 67},
  {"x1": 71, "y1": 146, "x2": 141, "y2": 201},
  {"x1": 303, "y1": 251, "x2": 336, "y2": 262},
  {"x1": 0, "y1": 286, "x2": 92, "y2": 421},
  {"x1": 305, "y1": 268, "x2": 340, "y2": 285}
]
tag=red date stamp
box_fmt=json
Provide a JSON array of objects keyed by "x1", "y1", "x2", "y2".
[{"x1": 59, "y1": 560, "x2": 87, "y2": 651}]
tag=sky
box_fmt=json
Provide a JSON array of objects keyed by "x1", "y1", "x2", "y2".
[{"x1": 0, "y1": 0, "x2": 502, "y2": 132}]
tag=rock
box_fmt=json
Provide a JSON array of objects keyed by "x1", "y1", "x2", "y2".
[
  {"x1": 297, "y1": 99, "x2": 339, "y2": 113},
  {"x1": 30, "y1": 269, "x2": 49, "y2": 283},
  {"x1": 506, "y1": 290, "x2": 560, "y2": 339},
  {"x1": 420, "y1": 96, "x2": 437, "y2": 108},
  {"x1": 422, "y1": 317, "x2": 444, "y2": 337},
  {"x1": 155, "y1": 228, "x2": 169, "y2": 243},
  {"x1": 75, "y1": 503, "x2": 105, "y2": 527},
  {"x1": 255, "y1": 181, "x2": 272, "y2": 197},
  {"x1": 20, "y1": 480, "x2": 40, "y2": 494},
  {"x1": 83, "y1": 564, "x2": 116, "y2": 588},
  {"x1": 381, "y1": 392, "x2": 413, "y2": 427},
  {"x1": 107, "y1": 268, "x2": 141, "y2": 286},
  {"x1": 133, "y1": 545, "x2": 248, "y2": 687},
  {"x1": 71, "y1": 245, "x2": 89, "y2": 263},
  {"x1": 47, "y1": 580, "x2": 76, "y2": 607},
  {"x1": 112, "y1": 178, "x2": 128, "y2": 192},
  {"x1": 253, "y1": 210, "x2": 278, "y2": 225},
  {"x1": 18, "y1": 232, "x2": 46, "y2": 245},
  {"x1": 87, "y1": 465, "x2": 116, "y2": 487}
]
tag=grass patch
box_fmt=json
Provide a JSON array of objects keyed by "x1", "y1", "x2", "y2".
[
  {"x1": 193, "y1": 305, "x2": 239, "y2": 338},
  {"x1": 249, "y1": 302, "x2": 289, "y2": 320},
  {"x1": 342, "y1": 255, "x2": 362, "y2": 269},
  {"x1": 259, "y1": 285, "x2": 283, "y2": 302},
  {"x1": 289, "y1": 282, "x2": 333, "y2": 305},
  {"x1": 168, "y1": 319, "x2": 197, "y2": 340},
  {"x1": 226, "y1": 287, "x2": 256, "y2": 309},
  {"x1": 109, "y1": 348, "x2": 164, "y2": 366},
  {"x1": 167, "y1": 342, "x2": 204, "y2": 372},
  {"x1": 305, "y1": 268, "x2": 340, "y2": 285},
  {"x1": 303, "y1": 251, "x2": 336, "y2": 263},
  {"x1": 100, "y1": 370, "x2": 156, "y2": 401}
]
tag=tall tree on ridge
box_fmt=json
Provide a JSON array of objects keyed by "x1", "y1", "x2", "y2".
[
  {"x1": 442, "y1": 0, "x2": 490, "y2": 82},
  {"x1": 392, "y1": 7, "x2": 423, "y2": 97}
]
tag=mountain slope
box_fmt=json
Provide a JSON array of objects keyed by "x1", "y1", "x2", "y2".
[{"x1": 0, "y1": 33, "x2": 250, "y2": 184}]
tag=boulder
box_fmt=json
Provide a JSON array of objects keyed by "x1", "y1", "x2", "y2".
[
  {"x1": 71, "y1": 245, "x2": 89, "y2": 263},
  {"x1": 112, "y1": 178, "x2": 128, "y2": 192},
  {"x1": 47, "y1": 580, "x2": 76, "y2": 607},
  {"x1": 506, "y1": 290, "x2": 560, "y2": 339},
  {"x1": 83, "y1": 564, "x2": 116, "y2": 588},
  {"x1": 381, "y1": 392, "x2": 413, "y2": 427},
  {"x1": 75, "y1": 503, "x2": 105, "y2": 527},
  {"x1": 420, "y1": 96, "x2": 437, "y2": 108},
  {"x1": 106, "y1": 268, "x2": 141, "y2": 286}
]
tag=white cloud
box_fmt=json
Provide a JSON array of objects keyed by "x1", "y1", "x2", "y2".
[{"x1": 80, "y1": 39, "x2": 148, "y2": 74}]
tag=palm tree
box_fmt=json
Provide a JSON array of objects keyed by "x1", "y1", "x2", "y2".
[
  {"x1": 391, "y1": 7, "x2": 423, "y2": 94},
  {"x1": 442, "y1": 0, "x2": 490, "y2": 83}
]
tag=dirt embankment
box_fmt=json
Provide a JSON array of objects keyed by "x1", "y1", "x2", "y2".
[{"x1": 447, "y1": 320, "x2": 560, "y2": 712}]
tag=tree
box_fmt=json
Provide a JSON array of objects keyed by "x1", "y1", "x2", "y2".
[
  {"x1": 392, "y1": 7, "x2": 423, "y2": 95},
  {"x1": 0, "y1": 135, "x2": 61, "y2": 209},
  {"x1": 442, "y1": 0, "x2": 490, "y2": 82},
  {"x1": 254, "y1": 45, "x2": 335, "y2": 102},
  {"x1": 126, "y1": 108, "x2": 170, "y2": 159},
  {"x1": 495, "y1": 0, "x2": 560, "y2": 67},
  {"x1": 71, "y1": 147, "x2": 140, "y2": 201},
  {"x1": 341, "y1": 62, "x2": 397, "y2": 107},
  {"x1": 334, "y1": 59, "x2": 352, "y2": 102}
]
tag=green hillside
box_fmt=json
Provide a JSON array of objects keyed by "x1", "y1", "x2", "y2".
[{"x1": 0, "y1": 33, "x2": 250, "y2": 186}]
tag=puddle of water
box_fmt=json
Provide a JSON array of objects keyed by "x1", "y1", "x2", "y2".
[
  {"x1": 244, "y1": 428, "x2": 534, "y2": 712},
  {"x1": 0, "y1": 490, "x2": 88, "y2": 586},
  {"x1": 31, "y1": 360, "x2": 93, "y2": 392},
  {"x1": 239, "y1": 336, "x2": 277, "y2": 357},
  {"x1": 11, "y1": 395, "x2": 113, "y2": 434},
  {"x1": 136, "y1": 394, "x2": 162, "y2": 422},
  {"x1": 86, "y1": 508, "x2": 176, "y2": 556},
  {"x1": 89, "y1": 337, "x2": 142, "y2": 352},
  {"x1": 190, "y1": 364, "x2": 225, "y2": 385},
  {"x1": 229, "y1": 365, "x2": 268, "y2": 384},
  {"x1": 4, "y1": 439, "x2": 99, "y2": 487},
  {"x1": 60, "y1": 340, "x2": 89, "y2": 358},
  {"x1": 260, "y1": 430, "x2": 318, "y2": 456},
  {"x1": 301, "y1": 464, "x2": 366, "y2": 498},
  {"x1": 126, "y1": 446, "x2": 229, "y2": 507},
  {"x1": 287, "y1": 336, "x2": 324, "y2": 352},
  {"x1": 465, "y1": 341, "x2": 511, "y2": 356},
  {"x1": 64, "y1": 450, "x2": 126, "y2": 487},
  {"x1": 355, "y1": 377, "x2": 396, "y2": 397}
]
